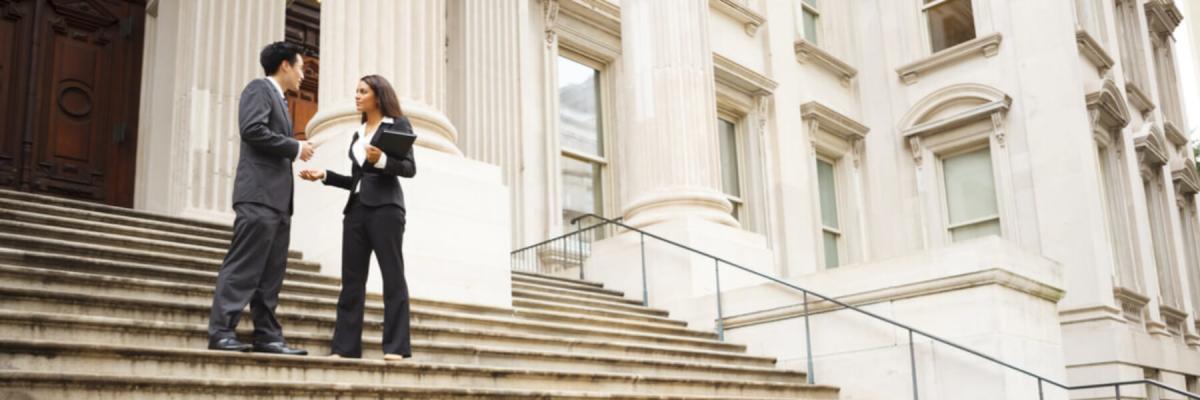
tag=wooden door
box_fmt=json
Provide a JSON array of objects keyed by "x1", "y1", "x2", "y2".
[{"x1": 0, "y1": 0, "x2": 144, "y2": 207}]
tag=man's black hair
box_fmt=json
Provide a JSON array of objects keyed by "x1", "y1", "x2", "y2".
[{"x1": 259, "y1": 41, "x2": 301, "y2": 76}]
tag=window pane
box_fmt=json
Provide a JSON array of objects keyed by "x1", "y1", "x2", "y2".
[
  {"x1": 561, "y1": 156, "x2": 602, "y2": 228},
  {"x1": 943, "y1": 148, "x2": 999, "y2": 227},
  {"x1": 719, "y1": 119, "x2": 741, "y2": 198},
  {"x1": 558, "y1": 57, "x2": 603, "y2": 156},
  {"x1": 926, "y1": 0, "x2": 976, "y2": 52},
  {"x1": 803, "y1": 9, "x2": 819, "y2": 44},
  {"x1": 823, "y1": 230, "x2": 840, "y2": 268},
  {"x1": 950, "y1": 219, "x2": 1001, "y2": 242},
  {"x1": 817, "y1": 159, "x2": 839, "y2": 229}
]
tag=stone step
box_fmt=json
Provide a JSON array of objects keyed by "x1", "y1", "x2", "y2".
[
  {"x1": 511, "y1": 275, "x2": 632, "y2": 300},
  {"x1": 513, "y1": 281, "x2": 644, "y2": 305},
  {"x1": 512, "y1": 270, "x2": 605, "y2": 287},
  {"x1": 514, "y1": 287, "x2": 671, "y2": 317},
  {"x1": 0, "y1": 310, "x2": 779, "y2": 371},
  {"x1": 0, "y1": 311, "x2": 797, "y2": 384},
  {"x1": 0, "y1": 194, "x2": 304, "y2": 260},
  {"x1": 0, "y1": 191, "x2": 233, "y2": 239},
  {"x1": 512, "y1": 297, "x2": 684, "y2": 327},
  {"x1": 0, "y1": 285, "x2": 732, "y2": 351},
  {"x1": 0, "y1": 234, "x2": 333, "y2": 285},
  {"x1": 0, "y1": 267, "x2": 712, "y2": 341},
  {"x1": 0, "y1": 371, "x2": 834, "y2": 400},
  {"x1": 0, "y1": 340, "x2": 832, "y2": 399},
  {"x1": 0, "y1": 216, "x2": 320, "y2": 273},
  {"x1": 511, "y1": 271, "x2": 613, "y2": 292}
]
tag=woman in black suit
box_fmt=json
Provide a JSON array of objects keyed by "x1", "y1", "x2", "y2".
[{"x1": 299, "y1": 74, "x2": 415, "y2": 361}]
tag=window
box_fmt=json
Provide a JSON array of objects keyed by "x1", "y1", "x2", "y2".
[
  {"x1": 1142, "y1": 171, "x2": 1184, "y2": 310},
  {"x1": 1151, "y1": 36, "x2": 1184, "y2": 127},
  {"x1": 1097, "y1": 141, "x2": 1144, "y2": 291},
  {"x1": 923, "y1": 0, "x2": 976, "y2": 53},
  {"x1": 558, "y1": 56, "x2": 606, "y2": 229},
  {"x1": 816, "y1": 158, "x2": 843, "y2": 268},
  {"x1": 718, "y1": 118, "x2": 744, "y2": 222},
  {"x1": 800, "y1": 0, "x2": 820, "y2": 45},
  {"x1": 1074, "y1": 0, "x2": 1106, "y2": 42},
  {"x1": 1114, "y1": 0, "x2": 1149, "y2": 89},
  {"x1": 942, "y1": 147, "x2": 1001, "y2": 242}
]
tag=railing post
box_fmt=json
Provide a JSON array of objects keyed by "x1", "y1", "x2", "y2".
[
  {"x1": 640, "y1": 233, "x2": 648, "y2": 306},
  {"x1": 1115, "y1": 385, "x2": 1121, "y2": 400},
  {"x1": 909, "y1": 330, "x2": 919, "y2": 400},
  {"x1": 1037, "y1": 378, "x2": 1043, "y2": 400},
  {"x1": 802, "y1": 290, "x2": 815, "y2": 385},
  {"x1": 714, "y1": 258, "x2": 724, "y2": 341}
]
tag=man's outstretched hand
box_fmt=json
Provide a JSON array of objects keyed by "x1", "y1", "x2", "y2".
[{"x1": 299, "y1": 141, "x2": 315, "y2": 162}]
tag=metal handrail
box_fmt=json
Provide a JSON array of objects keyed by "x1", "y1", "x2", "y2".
[{"x1": 509, "y1": 213, "x2": 1200, "y2": 400}]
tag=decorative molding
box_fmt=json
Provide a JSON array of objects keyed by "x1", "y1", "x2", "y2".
[
  {"x1": 543, "y1": 0, "x2": 560, "y2": 49},
  {"x1": 1172, "y1": 165, "x2": 1200, "y2": 195},
  {"x1": 1144, "y1": 0, "x2": 1183, "y2": 36},
  {"x1": 990, "y1": 111, "x2": 1007, "y2": 148},
  {"x1": 557, "y1": 0, "x2": 620, "y2": 36},
  {"x1": 47, "y1": 0, "x2": 116, "y2": 31},
  {"x1": 1114, "y1": 285, "x2": 1150, "y2": 324},
  {"x1": 1125, "y1": 82, "x2": 1155, "y2": 115},
  {"x1": 1160, "y1": 304, "x2": 1188, "y2": 326},
  {"x1": 1134, "y1": 129, "x2": 1169, "y2": 167},
  {"x1": 755, "y1": 95, "x2": 769, "y2": 133},
  {"x1": 908, "y1": 136, "x2": 923, "y2": 166},
  {"x1": 1086, "y1": 79, "x2": 1131, "y2": 129},
  {"x1": 713, "y1": 53, "x2": 778, "y2": 97},
  {"x1": 1163, "y1": 121, "x2": 1187, "y2": 147},
  {"x1": 897, "y1": 32, "x2": 1003, "y2": 85},
  {"x1": 903, "y1": 98, "x2": 1011, "y2": 139},
  {"x1": 721, "y1": 268, "x2": 1066, "y2": 329},
  {"x1": 801, "y1": 101, "x2": 868, "y2": 142},
  {"x1": 794, "y1": 39, "x2": 857, "y2": 85},
  {"x1": 1076, "y1": 30, "x2": 1115, "y2": 75},
  {"x1": 709, "y1": 0, "x2": 764, "y2": 37}
]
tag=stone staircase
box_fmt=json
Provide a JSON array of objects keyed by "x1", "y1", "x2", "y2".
[{"x1": 0, "y1": 188, "x2": 839, "y2": 399}]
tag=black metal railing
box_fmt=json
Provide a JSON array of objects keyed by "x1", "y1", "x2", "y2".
[
  {"x1": 510, "y1": 213, "x2": 1200, "y2": 399},
  {"x1": 510, "y1": 216, "x2": 621, "y2": 282}
]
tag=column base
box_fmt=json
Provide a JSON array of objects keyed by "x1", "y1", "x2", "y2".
[
  {"x1": 584, "y1": 217, "x2": 775, "y2": 330},
  {"x1": 622, "y1": 189, "x2": 740, "y2": 230},
  {"x1": 295, "y1": 123, "x2": 511, "y2": 309},
  {"x1": 307, "y1": 102, "x2": 463, "y2": 156}
]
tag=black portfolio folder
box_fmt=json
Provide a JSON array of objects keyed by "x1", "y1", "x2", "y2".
[{"x1": 371, "y1": 127, "x2": 417, "y2": 158}]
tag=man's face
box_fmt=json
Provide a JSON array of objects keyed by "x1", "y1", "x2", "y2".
[{"x1": 281, "y1": 55, "x2": 305, "y2": 92}]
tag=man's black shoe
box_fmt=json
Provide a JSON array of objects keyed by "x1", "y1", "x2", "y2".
[
  {"x1": 253, "y1": 342, "x2": 308, "y2": 356},
  {"x1": 208, "y1": 337, "x2": 253, "y2": 352}
]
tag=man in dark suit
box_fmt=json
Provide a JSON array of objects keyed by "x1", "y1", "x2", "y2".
[{"x1": 207, "y1": 41, "x2": 313, "y2": 355}]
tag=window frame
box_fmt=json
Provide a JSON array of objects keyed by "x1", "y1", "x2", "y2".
[
  {"x1": 802, "y1": 101, "x2": 870, "y2": 269},
  {"x1": 815, "y1": 154, "x2": 847, "y2": 269},
  {"x1": 799, "y1": 0, "x2": 821, "y2": 45},
  {"x1": 919, "y1": 0, "x2": 980, "y2": 55},
  {"x1": 936, "y1": 143, "x2": 1002, "y2": 242},
  {"x1": 717, "y1": 115, "x2": 748, "y2": 223},
  {"x1": 554, "y1": 48, "x2": 616, "y2": 233}
]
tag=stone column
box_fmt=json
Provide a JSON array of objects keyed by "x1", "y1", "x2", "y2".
[
  {"x1": 307, "y1": 0, "x2": 460, "y2": 155},
  {"x1": 619, "y1": 0, "x2": 737, "y2": 229},
  {"x1": 296, "y1": 0, "x2": 511, "y2": 310},
  {"x1": 134, "y1": 0, "x2": 286, "y2": 222}
]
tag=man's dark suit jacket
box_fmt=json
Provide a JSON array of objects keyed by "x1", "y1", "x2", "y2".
[
  {"x1": 323, "y1": 116, "x2": 417, "y2": 214},
  {"x1": 234, "y1": 78, "x2": 298, "y2": 215}
]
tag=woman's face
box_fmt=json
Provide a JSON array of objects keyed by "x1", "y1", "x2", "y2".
[{"x1": 355, "y1": 81, "x2": 376, "y2": 113}]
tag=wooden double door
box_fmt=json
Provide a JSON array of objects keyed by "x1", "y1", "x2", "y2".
[{"x1": 0, "y1": 0, "x2": 144, "y2": 207}]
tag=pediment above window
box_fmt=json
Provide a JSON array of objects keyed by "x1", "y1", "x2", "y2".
[{"x1": 1086, "y1": 79, "x2": 1131, "y2": 129}]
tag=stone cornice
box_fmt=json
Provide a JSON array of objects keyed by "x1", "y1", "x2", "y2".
[
  {"x1": 1086, "y1": 79, "x2": 1130, "y2": 129},
  {"x1": 709, "y1": 0, "x2": 764, "y2": 36},
  {"x1": 794, "y1": 39, "x2": 857, "y2": 85},
  {"x1": 1160, "y1": 304, "x2": 1188, "y2": 324},
  {"x1": 713, "y1": 53, "x2": 778, "y2": 97},
  {"x1": 557, "y1": 0, "x2": 620, "y2": 37},
  {"x1": 1125, "y1": 82, "x2": 1156, "y2": 115},
  {"x1": 722, "y1": 268, "x2": 1065, "y2": 329},
  {"x1": 1172, "y1": 165, "x2": 1200, "y2": 194},
  {"x1": 800, "y1": 101, "x2": 869, "y2": 142},
  {"x1": 1076, "y1": 30, "x2": 1115, "y2": 75},
  {"x1": 897, "y1": 32, "x2": 1002, "y2": 85},
  {"x1": 1135, "y1": 129, "x2": 1169, "y2": 167},
  {"x1": 902, "y1": 97, "x2": 1011, "y2": 139},
  {"x1": 1163, "y1": 121, "x2": 1187, "y2": 147},
  {"x1": 1145, "y1": 0, "x2": 1183, "y2": 36}
]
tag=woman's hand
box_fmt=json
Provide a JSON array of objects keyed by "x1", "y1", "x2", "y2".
[
  {"x1": 365, "y1": 145, "x2": 382, "y2": 164},
  {"x1": 299, "y1": 169, "x2": 325, "y2": 181}
]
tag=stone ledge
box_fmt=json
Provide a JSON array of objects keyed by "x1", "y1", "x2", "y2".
[
  {"x1": 1164, "y1": 121, "x2": 1188, "y2": 147},
  {"x1": 800, "y1": 101, "x2": 869, "y2": 141},
  {"x1": 794, "y1": 39, "x2": 857, "y2": 85},
  {"x1": 1126, "y1": 82, "x2": 1156, "y2": 114},
  {"x1": 713, "y1": 53, "x2": 778, "y2": 97},
  {"x1": 1076, "y1": 29, "x2": 1115, "y2": 75},
  {"x1": 710, "y1": 0, "x2": 764, "y2": 36},
  {"x1": 897, "y1": 32, "x2": 1003, "y2": 85}
]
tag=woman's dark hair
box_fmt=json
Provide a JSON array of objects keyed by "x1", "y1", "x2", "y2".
[
  {"x1": 360, "y1": 75, "x2": 404, "y2": 123},
  {"x1": 259, "y1": 41, "x2": 301, "y2": 76}
]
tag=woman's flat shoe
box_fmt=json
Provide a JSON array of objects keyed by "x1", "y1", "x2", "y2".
[
  {"x1": 383, "y1": 354, "x2": 408, "y2": 361},
  {"x1": 328, "y1": 354, "x2": 343, "y2": 359}
]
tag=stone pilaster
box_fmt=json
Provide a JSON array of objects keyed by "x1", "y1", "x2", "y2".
[{"x1": 619, "y1": 0, "x2": 737, "y2": 229}]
